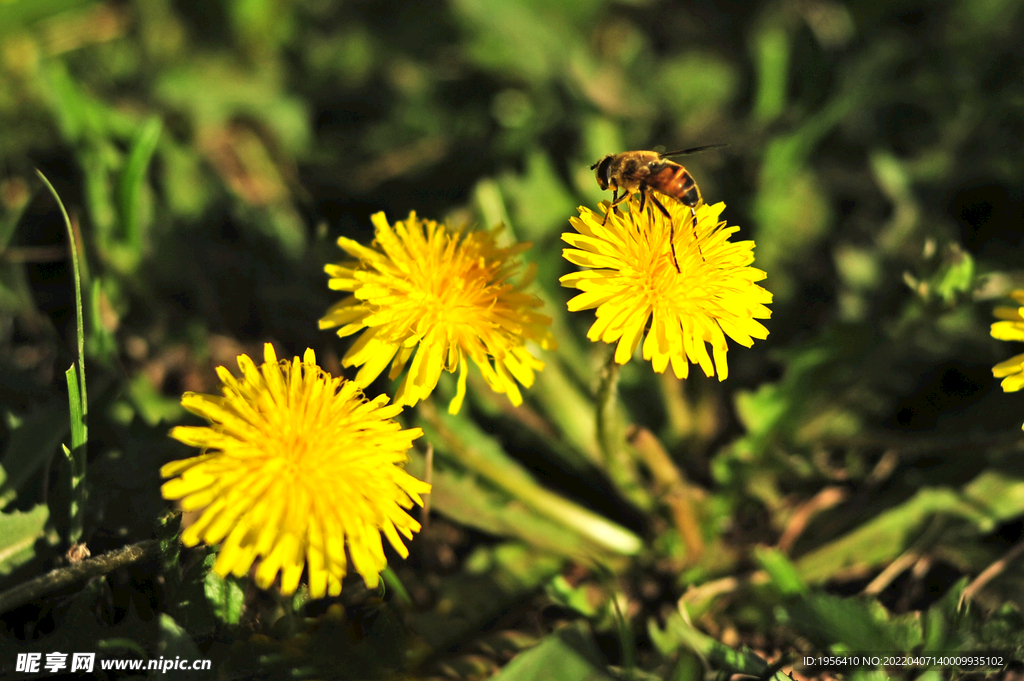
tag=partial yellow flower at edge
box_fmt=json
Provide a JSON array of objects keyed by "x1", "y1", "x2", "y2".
[
  {"x1": 161, "y1": 343, "x2": 430, "y2": 598},
  {"x1": 319, "y1": 211, "x2": 555, "y2": 414},
  {"x1": 993, "y1": 353, "x2": 1024, "y2": 393},
  {"x1": 560, "y1": 196, "x2": 772, "y2": 380},
  {"x1": 991, "y1": 289, "x2": 1024, "y2": 344},
  {"x1": 990, "y1": 290, "x2": 1024, "y2": 433}
]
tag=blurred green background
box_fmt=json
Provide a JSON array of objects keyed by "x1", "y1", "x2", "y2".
[{"x1": 2, "y1": 0, "x2": 1024, "y2": 678}]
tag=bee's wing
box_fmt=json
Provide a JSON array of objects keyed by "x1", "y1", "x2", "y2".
[{"x1": 661, "y1": 144, "x2": 727, "y2": 158}]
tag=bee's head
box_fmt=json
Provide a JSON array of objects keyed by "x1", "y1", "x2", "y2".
[{"x1": 591, "y1": 155, "x2": 614, "y2": 190}]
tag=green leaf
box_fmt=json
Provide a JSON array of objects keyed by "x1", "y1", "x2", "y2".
[
  {"x1": 165, "y1": 549, "x2": 217, "y2": 637},
  {"x1": 546, "y1": 574, "x2": 601, "y2": 618},
  {"x1": 932, "y1": 246, "x2": 975, "y2": 304},
  {"x1": 205, "y1": 566, "x2": 245, "y2": 625},
  {"x1": 0, "y1": 505, "x2": 50, "y2": 577},
  {"x1": 406, "y1": 450, "x2": 603, "y2": 561},
  {"x1": 780, "y1": 592, "x2": 922, "y2": 652},
  {"x1": 79, "y1": 145, "x2": 119, "y2": 245},
  {"x1": 796, "y1": 473, "x2": 1024, "y2": 584},
  {"x1": 656, "y1": 53, "x2": 739, "y2": 124},
  {"x1": 756, "y1": 546, "x2": 807, "y2": 597},
  {"x1": 155, "y1": 613, "x2": 206, "y2": 678},
  {"x1": 0, "y1": 401, "x2": 70, "y2": 508},
  {"x1": 961, "y1": 471, "x2": 1024, "y2": 527},
  {"x1": 116, "y1": 116, "x2": 163, "y2": 256},
  {"x1": 157, "y1": 512, "x2": 182, "y2": 593},
  {"x1": 127, "y1": 373, "x2": 186, "y2": 426},
  {"x1": 86, "y1": 278, "x2": 118, "y2": 362},
  {"x1": 65, "y1": 365, "x2": 86, "y2": 451},
  {"x1": 160, "y1": 140, "x2": 212, "y2": 218},
  {"x1": 42, "y1": 59, "x2": 109, "y2": 144},
  {"x1": 37, "y1": 172, "x2": 87, "y2": 425},
  {"x1": 406, "y1": 541, "x2": 561, "y2": 653},
  {"x1": 0, "y1": 0, "x2": 95, "y2": 39},
  {"x1": 97, "y1": 637, "x2": 148, "y2": 659},
  {"x1": 416, "y1": 410, "x2": 642, "y2": 556},
  {"x1": 751, "y1": 17, "x2": 790, "y2": 123},
  {"x1": 380, "y1": 565, "x2": 412, "y2": 607},
  {"x1": 39, "y1": 170, "x2": 88, "y2": 545},
  {"x1": 449, "y1": 0, "x2": 591, "y2": 83},
  {"x1": 795, "y1": 488, "x2": 963, "y2": 583},
  {"x1": 648, "y1": 611, "x2": 790, "y2": 680},
  {"x1": 500, "y1": 148, "x2": 578, "y2": 239},
  {"x1": 731, "y1": 339, "x2": 846, "y2": 451},
  {"x1": 491, "y1": 621, "x2": 612, "y2": 681},
  {"x1": 155, "y1": 57, "x2": 310, "y2": 153}
]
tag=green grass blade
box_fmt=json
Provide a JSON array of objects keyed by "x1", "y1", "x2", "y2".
[
  {"x1": 117, "y1": 116, "x2": 163, "y2": 254},
  {"x1": 65, "y1": 366, "x2": 85, "y2": 452},
  {"x1": 65, "y1": 367, "x2": 87, "y2": 546},
  {"x1": 36, "y1": 170, "x2": 87, "y2": 422},
  {"x1": 37, "y1": 170, "x2": 88, "y2": 545},
  {"x1": 380, "y1": 565, "x2": 412, "y2": 607}
]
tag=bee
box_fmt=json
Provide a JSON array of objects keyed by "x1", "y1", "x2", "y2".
[{"x1": 590, "y1": 145, "x2": 726, "y2": 271}]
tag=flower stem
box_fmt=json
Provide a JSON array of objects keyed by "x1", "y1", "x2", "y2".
[
  {"x1": 0, "y1": 541, "x2": 158, "y2": 613},
  {"x1": 595, "y1": 349, "x2": 621, "y2": 465},
  {"x1": 418, "y1": 399, "x2": 642, "y2": 556},
  {"x1": 595, "y1": 348, "x2": 654, "y2": 511}
]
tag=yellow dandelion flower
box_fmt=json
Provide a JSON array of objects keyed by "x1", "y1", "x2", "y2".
[
  {"x1": 560, "y1": 195, "x2": 771, "y2": 380},
  {"x1": 992, "y1": 290, "x2": 1024, "y2": 404},
  {"x1": 319, "y1": 211, "x2": 555, "y2": 414},
  {"x1": 161, "y1": 343, "x2": 430, "y2": 598}
]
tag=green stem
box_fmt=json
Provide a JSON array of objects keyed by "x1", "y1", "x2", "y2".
[
  {"x1": 419, "y1": 400, "x2": 642, "y2": 556},
  {"x1": 595, "y1": 349, "x2": 621, "y2": 467},
  {"x1": 594, "y1": 348, "x2": 652, "y2": 511},
  {"x1": 0, "y1": 541, "x2": 158, "y2": 613}
]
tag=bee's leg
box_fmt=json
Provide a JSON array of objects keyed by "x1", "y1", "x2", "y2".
[
  {"x1": 648, "y1": 193, "x2": 681, "y2": 273},
  {"x1": 689, "y1": 206, "x2": 705, "y2": 263},
  {"x1": 639, "y1": 188, "x2": 657, "y2": 250},
  {"x1": 635, "y1": 188, "x2": 654, "y2": 249},
  {"x1": 601, "y1": 189, "x2": 620, "y2": 225}
]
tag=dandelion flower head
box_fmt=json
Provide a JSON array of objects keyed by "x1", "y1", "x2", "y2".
[
  {"x1": 320, "y1": 211, "x2": 555, "y2": 414},
  {"x1": 161, "y1": 343, "x2": 430, "y2": 598},
  {"x1": 560, "y1": 195, "x2": 772, "y2": 380}
]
